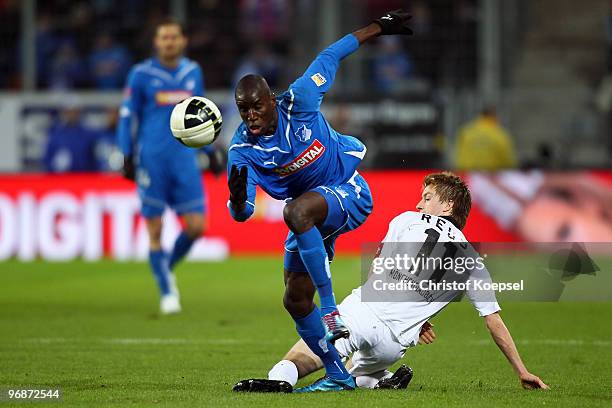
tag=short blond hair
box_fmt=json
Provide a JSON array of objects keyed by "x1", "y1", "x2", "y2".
[{"x1": 423, "y1": 172, "x2": 471, "y2": 229}]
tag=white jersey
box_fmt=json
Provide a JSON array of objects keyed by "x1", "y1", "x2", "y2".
[{"x1": 357, "y1": 211, "x2": 501, "y2": 347}]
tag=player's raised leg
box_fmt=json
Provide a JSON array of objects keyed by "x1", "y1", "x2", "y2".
[
  {"x1": 169, "y1": 212, "x2": 206, "y2": 270},
  {"x1": 145, "y1": 216, "x2": 180, "y2": 314},
  {"x1": 283, "y1": 192, "x2": 348, "y2": 342},
  {"x1": 282, "y1": 270, "x2": 355, "y2": 392}
]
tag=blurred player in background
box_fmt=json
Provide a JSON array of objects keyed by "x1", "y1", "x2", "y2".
[
  {"x1": 117, "y1": 19, "x2": 207, "y2": 315},
  {"x1": 234, "y1": 172, "x2": 548, "y2": 392},
  {"x1": 227, "y1": 10, "x2": 413, "y2": 392}
]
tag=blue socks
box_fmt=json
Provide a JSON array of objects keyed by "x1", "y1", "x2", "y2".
[
  {"x1": 295, "y1": 305, "x2": 350, "y2": 380},
  {"x1": 296, "y1": 227, "x2": 337, "y2": 315},
  {"x1": 169, "y1": 232, "x2": 196, "y2": 270},
  {"x1": 149, "y1": 250, "x2": 171, "y2": 296}
]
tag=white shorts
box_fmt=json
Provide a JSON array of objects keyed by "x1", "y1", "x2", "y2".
[{"x1": 334, "y1": 292, "x2": 406, "y2": 377}]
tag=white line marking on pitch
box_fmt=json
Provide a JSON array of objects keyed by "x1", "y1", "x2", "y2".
[{"x1": 22, "y1": 337, "x2": 273, "y2": 345}]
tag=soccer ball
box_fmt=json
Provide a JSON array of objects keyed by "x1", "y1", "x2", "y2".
[{"x1": 170, "y1": 96, "x2": 223, "y2": 147}]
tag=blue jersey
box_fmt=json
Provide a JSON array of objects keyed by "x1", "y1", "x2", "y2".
[
  {"x1": 227, "y1": 34, "x2": 366, "y2": 221},
  {"x1": 117, "y1": 57, "x2": 205, "y2": 159}
]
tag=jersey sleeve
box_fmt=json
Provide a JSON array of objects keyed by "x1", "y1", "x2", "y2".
[
  {"x1": 464, "y1": 250, "x2": 502, "y2": 317},
  {"x1": 288, "y1": 34, "x2": 359, "y2": 112},
  {"x1": 226, "y1": 146, "x2": 258, "y2": 222},
  {"x1": 116, "y1": 67, "x2": 144, "y2": 156}
]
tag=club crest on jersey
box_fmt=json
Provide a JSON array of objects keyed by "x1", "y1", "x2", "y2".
[
  {"x1": 294, "y1": 124, "x2": 312, "y2": 143},
  {"x1": 310, "y1": 73, "x2": 327, "y2": 87},
  {"x1": 274, "y1": 139, "x2": 325, "y2": 178}
]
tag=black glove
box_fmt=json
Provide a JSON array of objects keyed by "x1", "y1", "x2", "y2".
[
  {"x1": 122, "y1": 155, "x2": 135, "y2": 181},
  {"x1": 372, "y1": 9, "x2": 413, "y2": 36},
  {"x1": 228, "y1": 165, "x2": 248, "y2": 205}
]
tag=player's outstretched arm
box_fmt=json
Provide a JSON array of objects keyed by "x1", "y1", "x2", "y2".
[
  {"x1": 289, "y1": 10, "x2": 412, "y2": 112},
  {"x1": 484, "y1": 312, "x2": 549, "y2": 389}
]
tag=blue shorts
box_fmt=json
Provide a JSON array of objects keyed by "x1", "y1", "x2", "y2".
[
  {"x1": 136, "y1": 153, "x2": 205, "y2": 219},
  {"x1": 284, "y1": 172, "x2": 373, "y2": 272}
]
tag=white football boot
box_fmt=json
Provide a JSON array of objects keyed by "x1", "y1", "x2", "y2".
[{"x1": 160, "y1": 274, "x2": 181, "y2": 315}]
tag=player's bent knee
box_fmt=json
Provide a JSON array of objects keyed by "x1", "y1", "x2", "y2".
[
  {"x1": 184, "y1": 223, "x2": 204, "y2": 239},
  {"x1": 283, "y1": 203, "x2": 312, "y2": 234},
  {"x1": 146, "y1": 218, "x2": 163, "y2": 244},
  {"x1": 283, "y1": 292, "x2": 312, "y2": 318}
]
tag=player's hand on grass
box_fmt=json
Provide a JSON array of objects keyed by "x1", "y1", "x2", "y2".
[
  {"x1": 418, "y1": 321, "x2": 435, "y2": 345},
  {"x1": 373, "y1": 9, "x2": 413, "y2": 36},
  {"x1": 122, "y1": 155, "x2": 135, "y2": 181},
  {"x1": 229, "y1": 165, "x2": 248, "y2": 206},
  {"x1": 519, "y1": 372, "x2": 549, "y2": 390}
]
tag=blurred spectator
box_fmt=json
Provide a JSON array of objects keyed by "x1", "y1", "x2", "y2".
[
  {"x1": 49, "y1": 41, "x2": 88, "y2": 89},
  {"x1": 232, "y1": 43, "x2": 282, "y2": 88},
  {"x1": 88, "y1": 32, "x2": 132, "y2": 89},
  {"x1": 68, "y1": 2, "x2": 95, "y2": 53},
  {"x1": 371, "y1": 36, "x2": 413, "y2": 94},
  {"x1": 455, "y1": 107, "x2": 518, "y2": 171},
  {"x1": 239, "y1": 0, "x2": 291, "y2": 45},
  {"x1": 410, "y1": 1, "x2": 433, "y2": 36},
  {"x1": 36, "y1": 12, "x2": 62, "y2": 88},
  {"x1": 44, "y1": 104, "x2": 99, "y2": 172},
  {"x1": 447, "y1": 0, "x2": 478, "y2": 87},
  {"x1": 404, "y1": 0, "x2": 437, "y2": 83}
]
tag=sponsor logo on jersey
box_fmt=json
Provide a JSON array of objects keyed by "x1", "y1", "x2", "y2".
[
  {"x1": 294, "y1": 124, "x2": 312, "y2": 142},
  {"x1": 310, "y1": 73, "x2": 327, "y2": 87},
  {"x1": 274, "y1": 139, "x2": 325, "y2": 177},
  {"x1": 155, "y1": 90, "x2": 192, "y2": 105}
]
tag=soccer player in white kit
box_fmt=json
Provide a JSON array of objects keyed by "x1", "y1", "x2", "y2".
[{"x1": 234, "y1": 172, "x2": 549, "y2": 392}]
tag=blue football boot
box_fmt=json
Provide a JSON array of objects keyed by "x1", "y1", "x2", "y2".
[
  {"x1": 293, "y1": 376, "x2": 356, "y2": 393},
  {"x1": 322, "y1": 310, "x2": 350, "y2": 344}
]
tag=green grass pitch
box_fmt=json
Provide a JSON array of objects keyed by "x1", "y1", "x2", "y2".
[{"x1": 1, "y1": 257, "x2": 611, "y2": 407}]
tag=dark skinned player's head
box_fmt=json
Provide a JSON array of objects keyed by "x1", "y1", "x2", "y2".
[{"x1": 235, "y1": 74, "x2": 278, "y2": 136}]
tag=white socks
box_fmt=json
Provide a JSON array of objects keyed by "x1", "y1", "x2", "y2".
[
  {"x1": 355, "y1": 369, "x2": 393, "y2": 389},
  {"x1": 268, "y1": 360, "x2": 299, "y2": 386},
  {"x1": 267, "y1": 360, "x2": 394, "y2": 389}
]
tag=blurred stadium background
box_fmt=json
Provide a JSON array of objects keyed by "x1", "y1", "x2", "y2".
[{"x1": 1, "y1": 0, "x2": 611, "y2": 172}]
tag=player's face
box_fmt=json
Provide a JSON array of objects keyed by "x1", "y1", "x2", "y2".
[
  {"x1": 154, "y1": 25, "x2": 186, "y2": 62},
  {"x1": 417, "y1": 186, "x2": 452, "y2": 217},
  {"x1": 235, "y1": 91, "x2": 277, "y2": 136}
]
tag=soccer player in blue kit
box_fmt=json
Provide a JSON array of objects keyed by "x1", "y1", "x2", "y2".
[
  {"x1": 227, "y1": 11, "x2": 413, "y2": 392},
  {"x1": 117, "y1": 19, "x2": 207, "y2": 315}
]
